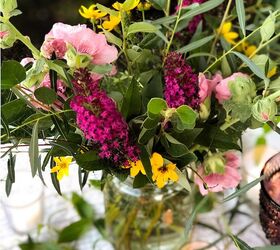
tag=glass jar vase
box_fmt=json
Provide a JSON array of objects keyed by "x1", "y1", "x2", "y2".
[{"x1": 104, "y1": 177, "x2": 192, "y2": 250}]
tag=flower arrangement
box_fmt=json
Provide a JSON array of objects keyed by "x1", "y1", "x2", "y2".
[{"x1": 1, "y1": 0, "x2": 280, "y2": 248}]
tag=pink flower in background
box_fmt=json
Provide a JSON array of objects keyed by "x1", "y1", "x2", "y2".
[
  {"x1": 198, "y1": 73, "x2": 222, "y2": 103},
  {"x1": 41, "y1": 23, "x2": 118, "y2": 65},
  {"x1": 195, "y1": 151, "x2": 241, "y2": 195},
  {"x1": 215, "y1": 72, "x2": 247, "y2": 103}
]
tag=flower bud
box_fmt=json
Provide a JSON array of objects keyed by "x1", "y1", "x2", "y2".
[
  {"x1": 252, "y1": 98, "x2": 278, "y2": 123},
  {"x1": 199, "y1": 101, "x2": 210, "y2": 120},
  {"x1": 204, "y1": 153, "x2": 226, "y2": 175},
  {"x1": 65, "y1": 44, "x2": 92, "y2": 69},
  {"x1": 0, "y1": 0, "x2": 17, "y2": 16},
  {"x1": 0, "y1": 24, "x2": 16, "y2": 49}
]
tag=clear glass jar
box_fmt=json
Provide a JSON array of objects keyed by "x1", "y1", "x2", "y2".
[{"x1": 104, "y1": 177, "x2": 192, "y2": 250}]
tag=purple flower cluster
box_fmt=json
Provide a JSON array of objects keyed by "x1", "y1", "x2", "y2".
[
  {"x1": 70, "y1": 71, "x2": 139, "y2": 167},
  {"x1": 164, "y1": 52, "x2": 200, "y2": 109}
]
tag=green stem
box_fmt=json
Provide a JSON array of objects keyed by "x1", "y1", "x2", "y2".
[
  {"x1": 120, "y1": 12, "x2": 131, "y2": 74},
  {"x1": 6, "y1": 20, "x2": 40, "y2": 59},
  {"x1": 220, "y1": 117, "x2": 240, "y2": 131},
  {"x1": 203, "y1": 12, "x2": 280, "y2": 73},
  {"x1": 267, "y1": 90, "x2": 280, "y2": 100},
  {"x1": 207, "y1": 0, "x2": 233, "y2": 64},
  {"x1": 164, "y1": 0, "x2": 184, "y2": 59}
]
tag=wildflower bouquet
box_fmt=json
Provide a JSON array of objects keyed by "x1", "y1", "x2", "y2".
[{"x1": 1, "y1": 0, "x2": 280, "y2": 247}]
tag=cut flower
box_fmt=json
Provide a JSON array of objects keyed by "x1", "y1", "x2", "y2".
[
  {"x1": 218, "y1": 22, "x2": 239, "y2": 45},
  {"x1": 51, "y1": 157, "x2": 73, "y2": 181},
  {"x1": 151, "y1": 153, "x2": 178, "y2": 188}
]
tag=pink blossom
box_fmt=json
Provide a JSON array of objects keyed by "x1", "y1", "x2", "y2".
[
  {"x1": 195, "y1": 151, "x2": 241, "y2": 195},
  {"x1": 0, "y1": 31, "x2": 9, "y2": 39},
  {"x1": 41, "y1": 39, "x2": 67, "y2": 59},
  {"x1": 198, "y1": 73, "x2": 222, "y2": 103},
  {"x1": 20, "y1": 57, "x2": 35, "y2": 66},
  {"x1": 41, "y1": 23, "x2": 118, "y2": 65},
  {"x1": 215, "y1": 73, "x2": 247, "y2": 103}
]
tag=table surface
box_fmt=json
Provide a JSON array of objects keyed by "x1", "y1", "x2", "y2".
[{"x1": 1, "y1": 129, "x2": 279, "y2": 250}]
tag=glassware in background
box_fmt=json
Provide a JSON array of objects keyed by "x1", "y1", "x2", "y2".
[
  {"x1": 0, "y1": 150, "x2": 44, "y2": 234},
  {"x1": 259, "y1": 152, "x2": 280, "y2": 245},
  {"x1": 104, "y1": 177, "x2": 192, "y2": 250}
]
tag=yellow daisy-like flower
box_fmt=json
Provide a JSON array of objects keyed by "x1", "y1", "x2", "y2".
[
  {"x1": 130, "y1": 160, "x2": 146, "y2": 177},
  {"x1": 51, "y1": 157, "x2": 73, "y2": 181},
  {"x1": 267, "y1": 66, "x2": 277, "y2": 78},
  {"x1": 79, "y1": 5, "x2": 107, "y2": 20},
  {"x1": 218, "y1": 22, "x2": 239, "y2": 45},
  {"x1": 150, "y1": 153, "x2": 178, "y2": 188},
  {"x1": 238, "y1": 41, "x2": 257, "y2": 57},
  {"x1": 102, "y1": 14, "x2": 121, "y2": 31}
]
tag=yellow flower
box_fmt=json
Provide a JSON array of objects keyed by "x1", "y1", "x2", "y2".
[
  {"x1": 51, "y1": 157, "x2": 73, "y2": 181},
  {"x1": 79, "y1": 5, "x2": 107, "y2": 20},
  {"x1": 137, "y1": 2, "x2": 152, "y2": 11},
  {"x1": 218, "y1": 22, "x2": 239, "y2": 45},
  {"x1": 237, "y1": 41, "x2": 257, "y2": 57},
  {"x1": 150, "y1": 153, "x2": 178, "y2": 188},
  {"x1": 267, "y1": 66, "x2": 277, "y2": 78},
  {"x1": 130, "y1": 160, "x2": 146, "y2": 177},
  {"x1": 102, "y1": 14, "x2": 121, "y2": 31}
]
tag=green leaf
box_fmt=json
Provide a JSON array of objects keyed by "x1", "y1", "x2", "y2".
[
  {"x1": 1, "y1": 113, "x2": 10, "y2": 138},
  {"x1": 175, "y1": 168, "x2": 191, "y2": 192},
  {"x1": 147, "y1": 98, "x2": 167, "y2": 118},
  {"x1": 75, "y1": 151, "x2": 111, "y2": 171},
  {"x1": 29, "y1": 121, "x2": 40, "y2": 177},
  {"x1": 139, "y1": 145, "x2": 153, "y2": 183},
  {"x1": 185, "y1": 196, "x2": 208, "y2": 238},
  {"x1": 235, "y1": 0, "x2": 246, "y2": 37},
  {"x1": 260, "y1": 12, "x2": 276, "y2": 42},
  {"x1": 177, "y1": 35, "x2": 214, "y2": 53},
  {"x1": 51, "y1": 115, "x2": 67, "y2": 140},
  {"x1": 230, "y1": 234, "x2": 254, "y2": 250},
  {"x1": 1, "y1": 99, "x2": 26, "y2": 124},
  {"x1": 103, "y1": 30, "x2": 122, "y2": 48},
  {"x1": 127, "y1": 22, "x2": 157, "y2": 36},
  {"x1": 34, "y1": 87, "x2": 58, "y2": 105},
  {"x1": 58, "y1": 219, "x2": 92, "y2": 243},
  {"x1": 221, "y1": 55, "x2": 232, "y2": 77},
  {"x1": 138, "y1": 127, "x2": 157, "y2": 144},
  {"x1": 180, "y1": 0, "x2": 224, "y2": 21},
  {"x1": 143, "y1": 116, "x2": 160, "y2": 129},
  {"x1": 90, "y1": 64, "x2": 113, "y2": 74},
  {"x1": 161, "y1": 133, "x2": 191, "y2": 157},
  {"x1": 1, "y1": 60, "x2": 26, "y2": 89},
  {"x1": 121, "y1": 78, "x2": 141, "y2": 119},
  {"x1": 96, "y1": 3, "x2": 119, "y2": 16},
  {"x1": 72, "y1": 193, "x2": 94, "y2": 219},
  {"x1": 152, "y1": 15, "x2": 176, "y2": 25},
  {"x1": 50, "y1": 157, "x2": 62, "y2": 195},
  {"x1": 175, "y1": 105, "x2": 198, "y2": 130},
  {"x1": 149, "y1": 0, "x2": 167, "y2": 11},
  {"x1": 223, "y1": 175, "x2": 265, "y2": 202},
  {"x1": 231, "y1": 51, "x2": 268, "y2": 81},
  {"x1": 133, "y1": 173, "x2": 149, "y2": 188}
]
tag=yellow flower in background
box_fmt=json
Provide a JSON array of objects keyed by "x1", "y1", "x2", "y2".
[
  {"x1": 150, "y1": 153, "x2": 178, "y2": 188},
  {"x1": 137, "y1": 1, "x2": 152, "y2": 11},
  {"x1": 102, "y1": 14, "x2": 121, "y2": 31},
  {"x1": 51, "y1": 157, "x2": 73, "y2": 181},
  {"x1": 130, "y1": 160, "x2": 146, "y2": 177},
  {"x1": 113, "y1": 0, "x2": 140, "y2": 11},
  {"x1": 237, "y1": 41, "x2": 257, "y2": 57},
  {"x1": 218, "y1": 22, "x2": 239, "y2": 45},
  {"x1": 267, "y1": 66, "x2": 277, "y2": 78},
  {"x1": 79, "y1": 5, "x2": 107, "y2": 20}
]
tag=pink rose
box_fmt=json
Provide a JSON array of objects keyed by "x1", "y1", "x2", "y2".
[
  {"x1": 215, "y1": 72, "x2": 247, "y2": 103},
  {"x1": 41, "y1": 23, "x2": 118, "y2": 65},
  {"x1": 195, "y1": 151, "x2": 241, "y2": 195},
  {"x1": 198, "y1": 73, "x2": 222, "y2": 103}
]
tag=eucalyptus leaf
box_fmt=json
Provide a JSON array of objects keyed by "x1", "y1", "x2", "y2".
[
  {"x1": 177, "y1": 35, "x2": 214, "y2": 53},
  {"x1": 260, "y1": 12, "x2": 276, "y2": 42},
  {"x1": 103, "y1": 30, "x2": 123, "y2": 48},
  {"x1": 230, "y1": 234, "x2": 254, "y2": 250},
  {"x1": 29, "y1": 121, "x2": 40, "y2": 177},
  {"x1": 235, "y1": 0, "x2": 246, "y2": 37},
  {"x1": 127, "y1": 22, "x2": 157, "y2": 36},
  {"x1": 175, "y1": 168, "x2": 191, "y2": 192},
  {"x1": 34, "y1": 87, "x2": 58, "y2": 105},
  {"x1": 147, "y1": 98, "x2": 167, "y2": 118}
]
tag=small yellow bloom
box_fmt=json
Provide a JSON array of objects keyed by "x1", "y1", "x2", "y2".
[
  {"x1": 79, "y1": 5, "x2": 107, "y2": 20},
  {"x1": 113, "y1": 0, "x2": 140, "y2": 11},
  {"x1": 267, "y1": 66, "x2": 277, "y2": 78},
  {"x1": 137, "y1": 2, "x2": 151, "y2": 11},
  {"x1": 151, "y1": 153, "x2": 178, "y2": 188},
  {"x1": 51, "y1": 156, "x2": 73, "y2": 181},
  {"x1": 130, "y1": 160, "x2": 146, "y2": 177},
  {"x1": 102, "y1": 14, "x2": 121, "y2": 31},
  {"x1": 218, "y1": 22, "x2": 239, "y2": 45}
]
